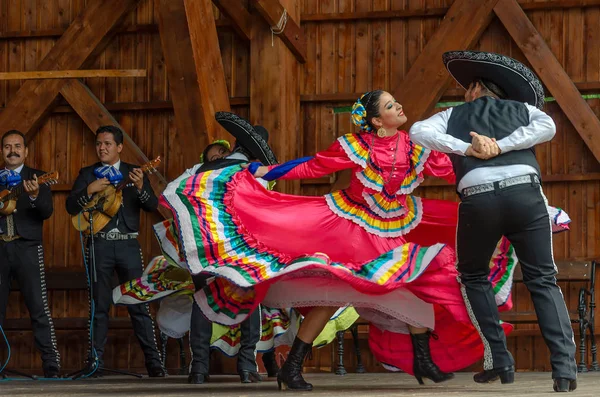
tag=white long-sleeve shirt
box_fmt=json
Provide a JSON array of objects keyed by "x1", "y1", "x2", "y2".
[{"x1": 409, "y1": 102, "x2": 556, "y2": 191}]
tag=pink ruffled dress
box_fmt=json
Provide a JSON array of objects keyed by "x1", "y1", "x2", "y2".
[{"x1": 158, "y1": 130, "x2": 543, "y2": 373}]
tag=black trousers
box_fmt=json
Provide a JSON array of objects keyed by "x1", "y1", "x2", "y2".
[
  {"x1": 87, "y1": 238, "x2": 161, "y2": 368},
  {"x1": 457, "y1": 182, "x2": 577, "y2": 380},
  {"x1": 189, "y1": 274, "x2": 261, "y2": 374},
  {"x1": 0, "y1": 239, "x2": 60, "y2": 370}
]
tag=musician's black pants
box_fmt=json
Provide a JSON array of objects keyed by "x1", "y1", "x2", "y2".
[
  {"x1": 189, "y1": 274, "x2": 261, "y2": 374},
  {"x1": 87, "y1": 238, "x2": 161, "y2": 369},
  {"x1": 0, "y1": 239, "x2": 60, "y2": 371},
  {"x1": 457, "y1": 183, "x2": 577, "y2": 380}
]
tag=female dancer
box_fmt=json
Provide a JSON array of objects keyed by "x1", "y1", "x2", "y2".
[{"x1": 160, "y1": 92, "x2": 568, "y2": 391}]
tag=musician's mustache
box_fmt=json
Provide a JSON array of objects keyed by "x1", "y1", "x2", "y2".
[{"x1": 7, "y1": 152, "x2": 19, "y2": 158}]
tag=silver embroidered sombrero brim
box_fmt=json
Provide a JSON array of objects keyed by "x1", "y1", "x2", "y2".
[
  {"x1": 215, "y1": 112, "x2": 278, "y2": 166},
  {"x1": 443, "y1": 51, "x2": 545, "y2": 109}
]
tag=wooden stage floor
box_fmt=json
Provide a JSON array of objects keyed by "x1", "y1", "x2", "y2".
[{"x1": 1, "y1": 372, "x2": 599, "y2": 396}]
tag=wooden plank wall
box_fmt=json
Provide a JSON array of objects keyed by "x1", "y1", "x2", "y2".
[{"x1": 0, "y1": 0, "x2": 599, "y2": 374}]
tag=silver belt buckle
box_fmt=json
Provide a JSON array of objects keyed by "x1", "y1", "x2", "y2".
[{"x1": 106, "y1": 232, "x2": 119, "y2": 240}]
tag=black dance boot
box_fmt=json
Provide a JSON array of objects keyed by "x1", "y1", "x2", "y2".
[
  {"x1": 277, "y1": 337, "x2": 313, "y2": 391},
  {"x1": 473, "y1": 366, "x2": 515, "y2": 384},
  {"x1": 411, "y1": 332, "x2": 455, "y2": 385},
  {"x1": 239, "y1": 370, "x2": 262, "y2": 383},
  {"x1": 553, "y1": 378, "x2": 577, "y2": 392},
  {"x1": 262, "y1": 350, "x2": 280, "y2": 378}
]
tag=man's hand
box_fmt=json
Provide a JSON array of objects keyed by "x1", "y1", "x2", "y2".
[
  {"x1": 241, "y1": 163, "x2": 269, "y2": 178},
  {"x1": 87, "y1": 178, "x2": 111, "y2": 196},
  {"x1": 23, "y1": 174, "x2": 40, "y2": 198},
  {"x1": 129, "y1": 168, "x2": 144, "y2": 191},
  {"x1": 466, "y1": 131, "x2": 501, "y2": 160}
]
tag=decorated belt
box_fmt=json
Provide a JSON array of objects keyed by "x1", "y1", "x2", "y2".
[
  {"x1": 461, "y1": 174, "x2": 540, "y2": 199},
  {"x1": 0, "y1": 235, "x2": 21, "y2": 242},
  {"x1": 93, "y1": 232, "x2": 138, "y2": 241}
]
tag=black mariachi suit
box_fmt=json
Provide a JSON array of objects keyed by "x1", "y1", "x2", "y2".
[
  {"x1": 0, "y1": 165, "x2": 60, "y2": 372},
  {"x1": 188, "y1": 158, "x2": 261, "y2": 376},
  {"x1": 447, "y1": 97, "x2": 576, "y2": 380},
  {"x1": 65, "y1": 161, "x2": 162, "y2": 370}
]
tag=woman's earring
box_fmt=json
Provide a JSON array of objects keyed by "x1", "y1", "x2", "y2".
[{"x1": 377, "y1": 127, "x2": 386, "y2": 138}]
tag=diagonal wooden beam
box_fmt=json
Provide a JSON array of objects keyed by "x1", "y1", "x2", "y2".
[
  {"x1": 393, "y1": 0, "x2": 499, "y2": 129},
  {"x1": 0, "y1": 0, "x2": 141, "y2": 142},
  {"x1": 212, "y1": 0, "x2": 252, "y2": 41},
  {"x1": 494, "y1": 0, "x2": 600, "y2": 163},
  {"x1": 60, "y1": 80, "x2": 170, "y2": 219},
  {"x1": 183, "y1": 0, "x2": 232, "y2": 142},
  {"x1": 251, "y1": 0, "x2": 307, "y2": 63}
]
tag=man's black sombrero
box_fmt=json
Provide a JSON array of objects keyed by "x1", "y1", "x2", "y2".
[
  {"x1": 215, "y1": 112, "x2": 278, "y2": 166},
  {"x1": 443, "y1": 51, "x2": 545, "y2": 109}
]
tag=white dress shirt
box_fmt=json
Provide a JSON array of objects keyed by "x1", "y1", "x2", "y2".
[
  {"x1": 11, "y1": 164, "x2": 25, "y2": 174},
  {"x1": 102, "y1": 160, "x2": 121, "y2": 170},
  {"x1": 409, "y1": 102, "x2": 556, "y2": 191}
]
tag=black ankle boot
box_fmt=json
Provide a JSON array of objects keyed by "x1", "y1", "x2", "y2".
[
  {"x1": 277, "y1": 337, "x2": 313, "y2": 391},
  {"x1": 239, "y1": 370, "x2": 262, "y2": 383},
  {"x1": 262, "y1": 351, "x2": 280, "y2": 378},
  {"x1": 411, "y1": 332, "x2": 455, "y2": 385},
  {"x1": 187, "y1": 372, "x2": 208, "y2": 384},
  {"x1": 474, "y1": 366, "x2": 515, "y2": 384},
  {"x1": 553, "y1": 378, "x2": 577, "y2": 392}
]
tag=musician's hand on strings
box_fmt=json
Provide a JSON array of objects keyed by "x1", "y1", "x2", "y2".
[
  {"x1": 24, "y1": 174, "x2": 40, "y2": 199},
  {"x1": 87, "y1": 178, "x2": 110, "y2": 196},
  {"x1": 129, "y1": 168, "x2": 144, "y2": 191}
]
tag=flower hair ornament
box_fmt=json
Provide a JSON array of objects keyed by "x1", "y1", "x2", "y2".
[
  {"x1": 199, "y1": 139, "x2": 232, "y2": 163},
  {"x1": 351, "y1": 92, "x2": 373, "y2": 133}
]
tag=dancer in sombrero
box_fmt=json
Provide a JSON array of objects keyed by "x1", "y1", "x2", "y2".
[{"x1": 410, "y1": 51, "x2": 577, "y2": 393}]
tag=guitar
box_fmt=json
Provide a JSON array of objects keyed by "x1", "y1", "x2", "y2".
[
  {"x1": 72, "y1": 156, "x2": 161, "y2": 234},
  {"x1": 0, "y1": 171, "x2": 60, "y2": 215}
]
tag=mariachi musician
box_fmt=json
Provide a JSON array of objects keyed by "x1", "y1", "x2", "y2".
[
  {"x1": 0, "y1": 129, "x2": 60, "y2": 378},
  {"x1": 66, "y1": 125, "x2": 164, "y2": 377}
]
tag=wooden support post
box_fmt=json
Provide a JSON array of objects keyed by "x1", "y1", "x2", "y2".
[
  {"x1": 213, "y1": 0, "x2": 253, "y2": 41},
  {"x1": 0, "y1": 0, "x2": 141, "y2": 140},
  {"x1": 182, "y1": 0, "x2": 232, "y2": 142},
  {"x1": 157, "y1": 0, "x2": 213, "y2": 168},
  {"x1": 252, "y1": 0, "x2": 307, "y2": 63},
  {"x1": 60, "y1": 80, "x2": 170, "y2": 218},
  {"x1": 250, "y1": 0, "x2": 301, "y2": 194},
  {"x1": 495, "y1": 0, "x2": 600, "y2": 163},
  {"x1": 393, "y1": 0, "x2": 499, "y2": 129}
]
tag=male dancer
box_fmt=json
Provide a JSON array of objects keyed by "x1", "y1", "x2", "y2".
[{"x1": 410, "y1": 51, "x2": 577, "y2": 393}]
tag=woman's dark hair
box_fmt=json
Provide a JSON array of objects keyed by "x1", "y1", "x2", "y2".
[
  {"x1": 361, "y1": 90, "x2": 385, "y2": 130},
  {"x1": 202, "y1": 142, "x2": 229, "y2": 163}
]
